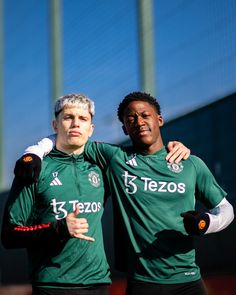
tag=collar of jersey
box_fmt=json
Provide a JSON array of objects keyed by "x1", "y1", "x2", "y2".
[
  {"x1": 138, "y1": 146, "x2": 168, "y2": 158},
  {"x1": 48, "y1": 147, "x2": 85, "y2": 163}
]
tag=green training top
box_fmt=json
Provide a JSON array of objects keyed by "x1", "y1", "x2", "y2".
[
  {"x1": 85, "y1": 141, "x2": 227, "y2": 284},
  {"x1": 2, "y1": 148, "x2": 111, "y2": 288}
]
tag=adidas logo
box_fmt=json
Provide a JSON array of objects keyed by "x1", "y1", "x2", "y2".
[
  {"x1": 50, "y1": 177, "x2": 62, "y2": 186},
  {"x1": 126, "y1": 158, "x2": 137, "y2": 166},
  {"x1": 50, "y1": 172, "x2": 62, "y2": 186}
]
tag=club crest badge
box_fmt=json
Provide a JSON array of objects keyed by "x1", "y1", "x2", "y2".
[
  {"x1": 167, "y1": 162, "x2": 184, "y2": 173},
  {"x1": 88, "y1": 171, "x2": 100, "y2": 187}
]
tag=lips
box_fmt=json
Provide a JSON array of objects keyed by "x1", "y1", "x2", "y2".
[
  {"x1": 69, "y1": 131, "x2": 82, "y2": 137},
  {"x1": 136, "y1": 127, "x2": 150, "y2": 136}
]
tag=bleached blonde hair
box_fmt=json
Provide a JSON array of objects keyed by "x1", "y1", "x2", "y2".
[{"x1": 54, "y1": 93, "x2": 95, "y2": 118}]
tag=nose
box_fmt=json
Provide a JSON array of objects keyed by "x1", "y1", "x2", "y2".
[
  {"x1": 72, "y1": 117, "x2": 80, "y2": 127},
  {"x1": 136, "y1": 115, "x2": 145, "y2": 126}
]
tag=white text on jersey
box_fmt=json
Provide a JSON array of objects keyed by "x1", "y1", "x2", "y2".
[
  {"x1": 122, "y1": 171, "x2": 186, "y2": 194},
  {"x1": 50, "y1": 198, "x2": 102, "y2": 220}
]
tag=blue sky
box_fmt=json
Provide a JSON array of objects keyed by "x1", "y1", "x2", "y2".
[{"x1": 2, "y1": 0, "x2": 236, "y2": 188}]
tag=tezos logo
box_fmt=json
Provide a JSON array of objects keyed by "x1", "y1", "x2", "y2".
[
  {"x1": 88, "y1": 171, "x2": 100, "y2": 187},
  {"x1": 167, "y1": 162, "x2": 183, "y2": 173}
]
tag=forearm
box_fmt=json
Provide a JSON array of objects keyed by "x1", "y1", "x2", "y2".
[
  {"x1": 205, "y1": 197, "x2": 234, "y2": 234},
  {"x1": 1, "y1": 219, "x2": 69, "y2": 249},
  {"x1": 24, "y1": 135, "x2": 56, "y2": 159}
]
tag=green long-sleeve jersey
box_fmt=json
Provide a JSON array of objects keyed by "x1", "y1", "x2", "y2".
[
  {"x1": 84, "y1": 141, "x2": 227, "y2": 284},
  {"x1": 2, "y1": 148, "x2": 111, "y2": 288}
]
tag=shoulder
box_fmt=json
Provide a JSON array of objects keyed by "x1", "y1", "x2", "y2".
[
  {"x1": 85, "y1": 140, "x2": 133, "y2": 156},
  {"x1": 42, "y1": 153, "x2": 54, "y2": 166},
  {"x1": 186, "y1": 155, "x2": 213, "y2": 177},
  {"x1": 86, "y1": 140, "x2": 119, "y2": 150},
  {"x1": 187, "y1": 155, "x2": 207, "y2": 167}
]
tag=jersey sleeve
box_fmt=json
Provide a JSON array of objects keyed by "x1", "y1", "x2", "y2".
[
  {"x1": 190, "y1": 156, "x2": 227, "y2": 209},
  {"x1": 1, "y1": 178, "x2": 69, "y2": 249},
  {"x1": 84, "y1": 141, "x2": 119, "y2": 170}
]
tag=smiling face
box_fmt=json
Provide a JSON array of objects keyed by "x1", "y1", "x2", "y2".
[
  {"x1": 53, "y1": 105, "x2": 94, "y2": 155},
  {"x1": 122, "y1": 100, "x2": 164, "y2": 154}
]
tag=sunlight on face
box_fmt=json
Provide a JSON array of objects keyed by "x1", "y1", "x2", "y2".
[
  {"x1": 123, "y1": 101, "x2": 163, "y2": 153},
  {"x1": 53, "y1": 106, "x2": 94, "y2": 154}
]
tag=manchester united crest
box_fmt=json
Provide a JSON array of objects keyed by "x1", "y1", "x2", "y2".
[
  {"x1": 88, "y1": 171, "x2": 100, "y2": 187},
  {"x1": 167, "y1": 162, "x2": 184, "y2": 173}
]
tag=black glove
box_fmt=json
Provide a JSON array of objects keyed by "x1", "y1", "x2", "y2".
[
  {"x1": 14, "y1": 153, "x2": 42, "y2": 185},
  {"x1": 180, "y1": 211, "x2": 210, "y2": 235}
]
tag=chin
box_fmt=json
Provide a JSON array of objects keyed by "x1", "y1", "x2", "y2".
[
  {"x1": 133, "y1": 139, "x2": 151, "y2": 149},
  {"x1": 68, "y1": 139, "x2": 85, "y2": 147},
  {"x1": 136, "y1": 136, "x2": 153, "y2": 145}
]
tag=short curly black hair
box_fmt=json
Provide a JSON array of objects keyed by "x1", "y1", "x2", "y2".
[{"x1": 117, "y1": 91, "x2": 161, "y2": 123}]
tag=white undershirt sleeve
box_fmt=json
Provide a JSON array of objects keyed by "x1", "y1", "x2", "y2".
[
  {"x1": 24, "y1": 134, "x2": 56, "y2": 159},
  {"x1": 205, "y1": 197, "x2": 234, "y2": 234}
]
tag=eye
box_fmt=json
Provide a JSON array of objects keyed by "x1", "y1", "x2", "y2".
[
  {"x1": 64, "y1": 115, "x2": 73, "y2": 120},
  {"x1": 141, "y1": 113, "x2": 150, "y2": 119},
  {"x1": 126, "y1": 116, "x2": 135, "y2": 123},
  {"x1": 80, "y1": 116, "x2": 89, "y2": 122}
]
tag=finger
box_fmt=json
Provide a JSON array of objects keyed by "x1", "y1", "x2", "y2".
[
  {"x1": 165, "y1": 145, "x2": 181, "y2": 161},
  {"x1": 67, "y1": 219, "x2": 89, "y2": 231},
  {"x1": 75, "y1": 222, "x2": 89, "y2": 229},
  {"x1": 67, "y1": 216, "x2": 87, "y2": 225},
  {"x1": 183, "y1": 149, "x2": 191, "y2": 160},
  {"x1": 68, "y1": 206, "x2": 81, "y2": 219},
  {"x1": 166, "y1": 141, "x2": 179, "y2": 151},
  {"x1": 174, "y1": 150, "x2": 190, "y2": 163},
  {"x1": 74, "y1": 228, "x2": 89, "y2": 234},
  {"x1": 166, "y1": 148, "x2": 190, "y2": 163},
  {"x1": 165, "y1": 153, "x2": 173, "y2": 162},
  {"x1": 166, "y1": 150, "x2": 181, "y2": 163},
  {"x1": 76, "y1": 218, "x2": 87, "y2": 224},
  {"x1": 68, "y1": 226, "x2": 88, "y2": 237},
  {"x1": 172, "y1": 153, "x2": 184, "y2": 164},
  {"x1": 74, "y1": 233, "x2": 95, "y2": 242},
  {"x1": 74, "y1": 205, "x2": 80, "y2": 216}
]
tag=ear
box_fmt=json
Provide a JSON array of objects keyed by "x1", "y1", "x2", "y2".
[
  {"x1": 158, "y1": 115, "x2": 164, "y2": 127},
  {"x1": 122, "y1": 125, "x2": 128, "y2": 135},
  {"x1": 52, "y1": 120, "x2": 58, "y2": 132},
  {"x1": 88, "y1": 123, "x2": 95, "y2": 138}
]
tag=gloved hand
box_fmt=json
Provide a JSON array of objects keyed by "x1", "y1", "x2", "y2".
[
  {"x1": 180, "y1": 211, "x2": 210, "y2": 235},
  {"x1": 14, "y1": 153, "x2": 42, "y2": 185}
]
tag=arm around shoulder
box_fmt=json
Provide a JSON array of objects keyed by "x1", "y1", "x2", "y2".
[
  {"x1": 24, "y1": 134, "x2": 56, "y2": 159},
  {"x1": 205, "y1": 197, "x2": 234, "y2": 234},
  {"x1": 14, "y1": 135, "x2": 56, "y2": 184}
]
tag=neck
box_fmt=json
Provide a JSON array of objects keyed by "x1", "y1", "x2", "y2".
[
  {"x1": 55, "y1": 143, "x2": 85, "y2": 155},
  {"x1": 134, "y1": 140, "x2": 164, "y2": 155}
]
